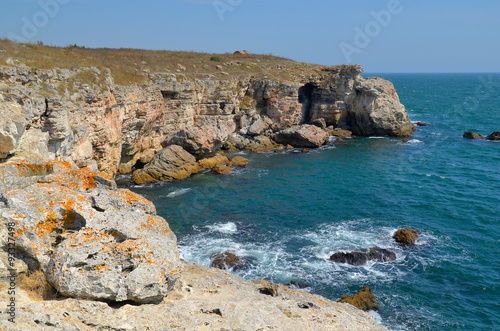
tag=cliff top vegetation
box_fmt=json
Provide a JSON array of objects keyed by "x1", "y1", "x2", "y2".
[{"x1": 0, "y1": 39, "x2": 361, "y2": 85}]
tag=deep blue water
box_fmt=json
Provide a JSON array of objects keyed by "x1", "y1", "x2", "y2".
[{"x1": 123, "y1": 74, "x2": 500, "y2": 330}]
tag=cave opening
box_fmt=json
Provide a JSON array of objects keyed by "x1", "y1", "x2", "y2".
[{"x1": 298, "y1": 83, "x2": 314, "y2": 123}]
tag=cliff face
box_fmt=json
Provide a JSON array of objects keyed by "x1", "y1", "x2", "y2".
[{"x1": 0, "y1": 63, "x2": 414, "y2": 174}]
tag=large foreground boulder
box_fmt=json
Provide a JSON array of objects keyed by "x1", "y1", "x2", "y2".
[
  {"x1": 275, "y1": 124, "x2": 329, "y2": 148},
  {"x1": 0, "y1": 161, "x2": 182, "y2": 303},
  {"x1": 338, "y1": 286, "x2": 379, "y2": 311},
  {"x1": 330, "y1": 247, "x2": 396, "y2": 266},
  {"x1": 132, "y1": 145, "x2": 198, "y2": 184}
]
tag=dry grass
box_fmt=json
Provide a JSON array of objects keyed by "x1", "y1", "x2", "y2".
[
  {"x1": 0, "y1": 39, "x2": 358, "y2": 84},
  {"x1": 18, "y1": 270, "x2": 59, "y2": 301}
]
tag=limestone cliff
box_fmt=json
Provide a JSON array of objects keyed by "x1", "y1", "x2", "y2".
[{"x1": 0, "y1": 50, "x2": 414, "y2": 175}]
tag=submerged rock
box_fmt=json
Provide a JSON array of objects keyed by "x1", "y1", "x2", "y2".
[
  {"x1": 132, "y1": 145, "x2": 198, "y2": 184},
  {"x1": 393, "y1": 228, "x2": 419, "y2": 245},
  {"x1": 210, "y1": 251, "x2": 245, "y2": 271},
  {"x1": 338, "y1": 286, "x2": 379, "y2": 311},
  {"x1": 275, "y1": 124, "x2": 329, "y2": 148},
  {"x1": 416, "y1": 122, "x2": 427, "y2": 126},
  {"x1": 330, "y1": 247, "x2": 396, "y2": 266},
  {"x1": 463, "y1": 130, "x2": 484, "y2": 139}
]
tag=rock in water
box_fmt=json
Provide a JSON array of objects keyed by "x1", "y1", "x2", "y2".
[
  {"x1": 163, "y1": 125, "x2": 230, "y2": 159},
  {"x1": 463, "y1": 130, "x2": 484, "y2": 139},
  {"x1": 197, "y1": 154, "x2": 229, "y2": 169},
  {"x1": 348, "y1": 77, "x2": 415, "y2": 136},
  {"x1": 212, "y1": 163, "x2": 232, "y2": 174},
  {"x1": 132, "y1": 145, "x2": 198, "y2": 184},
  {"x1": 417, "y1": 122, "x2": 427, "y2": 126},
  {"x1": 211, "y1": 251, "x2": 245, "y2": 271},
  {"x1": 393, "y1": 228, "x2": 419, "y2": 245},
  {"x1": 338, "y1": 286, "x2": 379, "y2": 311},
  {"x1": 330, "y1": 247, "x2": 396, "y2": 266},
  {"x1": 486, "y1": 131, "x2": 500, "y2": 140},
  {"x1": 230, "y1": 156, "x2": 249, "y2": 167},
  {"x1": 275, "y1": 124, "x2": 329, "y2": 148}
]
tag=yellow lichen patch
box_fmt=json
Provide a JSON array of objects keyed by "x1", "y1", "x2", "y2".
[
  {"x1": 140, "y1": 215, "x2": 170, "y2": 235},
  {"x1": 109, "y1": 189, "x2": 154, "y2": 209},
  {"x1": 95, "y1": 263, "x2": 110, "y2": 273}
]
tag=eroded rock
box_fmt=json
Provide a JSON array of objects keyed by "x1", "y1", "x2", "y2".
[
  {"x1": 275, "y1": 124, "x2": 329, "y2": 148},
  {"x1": 393, "y1": 228, "x2": 419, "y2": 245},
  {"x1": 338, "y1": 286, "x2": 378, "y2": 311},
  {"x1": 330, "y1": 247, "x2": 396, "y2": 266}
]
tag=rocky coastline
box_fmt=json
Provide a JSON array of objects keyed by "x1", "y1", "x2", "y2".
[{"x1": 0, "y1": 42, "x2": 419, "y2": 329}]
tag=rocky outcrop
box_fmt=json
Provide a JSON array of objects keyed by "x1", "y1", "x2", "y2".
[
  {"x1": 330, "y1": 247, "x2": 397, "y2": 266},
  {"x1": 0, "y1": 55, "x2": 413, "y2": 177},
  {"x1": 132, "y1": 145, "x2": 198, "y2": 184},
  {"x1": 0, "y1": 101, "x2": 28, "y2": 158},
  {"x1": 275, "y1": 124, "x2": 329, "y2": 148},
  {"x1": 393, "y1": 228, "x2": 419, "y2": 245},
  {"x1": 486, "y1": 131, "x2": 500, "y2": 140},
  {"x1": 348, "y1": 77, "x2": 415, "y2": 136},
  {"x1": 338, "y1": 286, "x2": 379, "y2": 311},
  {"x1": 0, "y1": 161, "x2": 182, "y2": 303},
  {"x1": 210, "y1": 251, "x2": 245, "y2": 271},
  {"x1": 463, "y1": 130, "x2": 484, "y2": 139},
  {"x1": 230, "y1": 155, "x2": 249, "y2": 167}
]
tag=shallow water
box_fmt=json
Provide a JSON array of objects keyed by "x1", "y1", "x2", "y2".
[{"x1": 123, "y1": 73, "x2": 500, "y2": 330}]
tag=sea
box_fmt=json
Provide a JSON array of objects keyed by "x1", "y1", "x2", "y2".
[{"x1": 120, "y1": 73, "x2": 500, "y2": 330}]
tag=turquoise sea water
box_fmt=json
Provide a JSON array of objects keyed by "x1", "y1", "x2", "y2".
[{"x1": 122, "y1": 74, "x2": 500, "y2": 330}]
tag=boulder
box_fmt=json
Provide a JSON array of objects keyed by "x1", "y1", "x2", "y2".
[
  {"x1": 393, "y1": 228, "x2": 419, "y2": 245},
  {"x1": 247, "y1": 118, "x2": 269, "y2": 136},
  {"x1": 338, "y1": 286, "x2": 378, "y2": 311},
  {"x1": 210, "y1": 251, "x2": 245, "y2": 271},
  {"x1": 0, "y1": 161, "x2": 182, "y2": 303},
  {"x1": 275, "y1": 124, "x2": 329, "y2": 148},
  {"x1": 330, "y1": 247, "x2": 396, "y2": 266},
  {"x1": 212, "y1": 164, "x2": 232, "y2": 174},
  {"x1": 416, "y1": 122, "x2": 427, "y2": 126},
  {"x1": 230, "y1": 156, "x2": 249, "y2": 167},
  {"x1": 486, "y1": 131, "x2": 500, "y2": 140},
  {"x1": 310, "y1": 118, "x2": 327, "y2": 129},
  {"x1": 197, "y1": 154, "x2": 229, "y2": 169},
  {"x1": 163, "y1": 125, "x2": 230, "y2": 159},
  {"x1": 132, "y1": 145, "x2": 198, "y2": 184},
  {"x1": 463, "y1": 131, "x2": 484, "y2": 139},
  {"x1": 327, "y1": 127, "x2": 352, "y2": 137},
  {"x1": 0, "y1": 101, "x2": 28, "y2": 158}
]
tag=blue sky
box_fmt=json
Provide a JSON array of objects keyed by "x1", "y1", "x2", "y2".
[{"x1": 1, "y1": 0, "x2": 499, "y2": 72}]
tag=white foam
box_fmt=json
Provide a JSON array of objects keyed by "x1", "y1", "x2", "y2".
[
  {"x1": 368, "y1": 311, "x2": 383, "y2": 324},
  {"x1": 368, "y1": 136, "x2": 385, "y2": 139},
  {"x1": 206, "y1": 222, "x2": 238, "y2": 234},
  {"x1": 407, "y1": 139, "x2": 424, "y2": 144},
  {"x1": 166, "y1": 188, "x2": 192, "y2": 198}
]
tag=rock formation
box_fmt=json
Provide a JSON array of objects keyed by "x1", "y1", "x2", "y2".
[
  {"x1": 330, "y1": 247, "x2": 397, "y2": 266},
  {"x1": 393, "y1": 228, "x2": 419, "y2": 245},
  {"x1": 338, "y1": 286, "x2": 379, "y2": 311},
  {"x1": 0, "y1": 161, "x2": 182, "y2": 303},
  {"x1": 486, "y1": 131, "x2": 500, "y2": 140},
  {"x1": 0, "y1": 57, "x2": 414, "y2": 178},
  {"x1": 463, "y1": 130, "x2": 484, "y2": 139}
]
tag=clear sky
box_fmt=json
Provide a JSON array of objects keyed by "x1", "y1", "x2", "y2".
[{"x1": 1, "y1": 0, "x2": 499, "y2": 72}]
